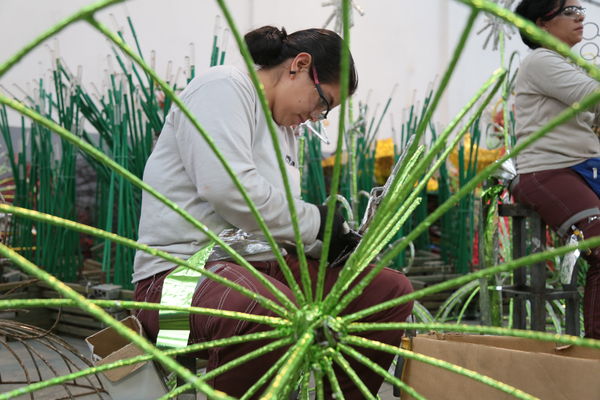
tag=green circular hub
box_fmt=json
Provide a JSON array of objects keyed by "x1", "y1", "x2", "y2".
[{"x1": 294, "y1": 305, "x2": 346, "y2": 349}]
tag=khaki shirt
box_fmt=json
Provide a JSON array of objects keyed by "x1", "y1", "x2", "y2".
[{"x1": 514, "y1": 48, "x2": 600, "y2": 174}]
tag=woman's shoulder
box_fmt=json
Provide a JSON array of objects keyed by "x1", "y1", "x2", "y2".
[
  {"x1": 518, "y1": 48, "x2": 570, "y2": 82},
  {"x1": 522, "y1": 48, "x2": 565, "y2": 68},
  {"x1": 183, "y1": 65, "x2": 255, "y2": 98},
  {"x1": 201, "y1": 65, "x2": 250, "y2": 84}
]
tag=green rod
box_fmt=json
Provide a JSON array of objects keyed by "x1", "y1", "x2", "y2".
[
  {"x1": 260, "y1": 331, "x2": 314, "y2": 398},
  {"x1": 338, "y1": 343, "x2": 426, "y2": 400},
  {"x1": 316, "y1": 0, "x2": 352, "y2": 301},
  {"x1": 0, "y1": 244, "x2": 232, "y2": 400},
  {"x1": 346, "y1": 322, "x2": 600, "y2": 347},
  {"x1": 214, "y1": 0, "x2": 314, "y2": 303},
  {"x1": 330, "y1": 72, "x2": 506, "y2": 315},
  {"x1": 315, "y1": 364, "x2": 325, "y2": 400},
  {"x1": 239, "y1": 345, "x2": 295, "y2": 400},
  {"x1": 0, "y1": 298, "x2": 290, "y2": 328},
  {"x1": 0, "y1": 94, "x2": 296, "y2": 316},
  {"x1": 85, "y1": 16, "x2": 301, "y2": 311},
  {"x1": 0, "y1": 0, "x2": 124, "y2": 78},
  {"x1": 0, "y1": 330, "x2": 285, "y2": 400},
  {"x1": 404, "y1": 7, "x2": 479, "y2": 168},
  {"x1": 344, "y1": 335, "x2": 536, "y2": 400},
  {"x1": 331, "y1": 352, "x2": 376, "y2": 399},
  {"x1": 323, "y1": 356, "x2": 345, "y2": 399},
  {"x1": 344, "y1": 234, "x2": 600, "y2": 323},
  {"x1": 0, "y1": 203, "x2": 287, "y2": 317},
  {"x1": 162, "y1": 337, "x2": 294, "y2": 399}
]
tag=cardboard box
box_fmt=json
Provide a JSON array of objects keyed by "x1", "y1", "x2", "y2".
[
  {"x1": 85, "y1": 316, "x2": 168, "y2": 400},
  {"x1": 400, "y1": 332, "x2": 600, "y2": 400}
]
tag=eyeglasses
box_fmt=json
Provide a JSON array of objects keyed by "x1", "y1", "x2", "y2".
[
  {"x1": 557, "y1": 6, "x2": 586, "y2": 19},
  {"x1": 311, "y1": 65, "x2": 330, "y2": 121}
]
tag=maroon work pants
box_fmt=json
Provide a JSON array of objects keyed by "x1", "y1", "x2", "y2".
[
  {"x1": 512, "y1": 168, "x2": 600, "y2": 338},
  {"x1": 134, "y1": 254, "x2": 414, "y2": 398}
]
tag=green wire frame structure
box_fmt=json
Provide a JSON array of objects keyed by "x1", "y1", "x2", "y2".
[{"x1": 1, "y1": 0, "x2": 600, "y2": 398}]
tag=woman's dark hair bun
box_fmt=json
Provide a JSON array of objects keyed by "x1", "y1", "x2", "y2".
[
  {"x1": 515, "y1": 0, "x2": 566, "y2": 49},
  {"x1": 244, "y1": 26, "x2": 288, "y2": 67},
  {"x1": 243, "y1": 26, "x2": 359, "y2": 96}
]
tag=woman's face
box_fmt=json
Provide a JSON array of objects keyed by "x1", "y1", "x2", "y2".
[
  {"x1": 270, "y1": 54, "x2": 341, "y2": 127},
  {"x1": 537, "y1": 0, "x2": 585, "y2": 47}
]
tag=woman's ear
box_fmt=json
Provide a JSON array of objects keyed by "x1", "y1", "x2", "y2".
[
  {"x1": 536, "y1": 17, "x2": 547, "y2": 30},
  {"x1": 290, "y1": 52, "x2": 312, "y2": 74}
]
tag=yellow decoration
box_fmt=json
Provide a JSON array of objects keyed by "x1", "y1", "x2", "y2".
[
  {"x1": 374, "y1": 138, "x2": 395, "y2": 185},
  {"x1": 321, "y1": 152, "x2": 348, "y2": 168},
  {"x1": 448, "y1": 134, "x2": 503, "y2": 173},
  {"x1": 427, "y1": 177, "x2": 439, "y2": 192}
]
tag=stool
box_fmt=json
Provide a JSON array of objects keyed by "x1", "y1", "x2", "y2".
[{"x1": 498, "y1": 204, "x2": 580, "y2": 335}]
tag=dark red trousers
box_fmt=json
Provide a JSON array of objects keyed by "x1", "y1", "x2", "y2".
[
  {"x1": 134, "y1": 254, "x2": 414, "y2": 398},
  {"x1": 513, "y1": 168, "x2": 600, "y2": 338}
]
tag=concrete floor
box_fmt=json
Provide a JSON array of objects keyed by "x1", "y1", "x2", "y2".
[{"x1": 0, "y1": 334, "x2": 399, "y2": 399}]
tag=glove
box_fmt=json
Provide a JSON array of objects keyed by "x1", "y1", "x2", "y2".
[{"x1": 316, "y1": 205, "x2": 356, "y2": 265}]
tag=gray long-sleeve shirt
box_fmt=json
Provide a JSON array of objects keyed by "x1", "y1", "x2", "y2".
[
  {"x1": 132, "y1": 66, "x2": 320, "y2": 283},
  {"x1": 514, "y1": 48, "x2": 600, "y2": 174}
]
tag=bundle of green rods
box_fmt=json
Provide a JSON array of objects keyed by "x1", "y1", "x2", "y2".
[
  {"x1": 299, "y1": 85, "x2": 486, "y2": 273},
  {"x1": 0, "y1": 15, "x2": 228, "y2": 287},
  {"x1": 435, "y1": 118, "x2": 482, "y2": 273},
  {"x1": 300, "y1": 90, "x2": 441, "y2": 269},
  {"x1": 0, "y1": 96, "x2": 80, "y2": 282}
]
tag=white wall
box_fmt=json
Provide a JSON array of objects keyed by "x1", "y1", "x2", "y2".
[{"x1": 1, "y1": 0, "x2": 598, "y2": 152}]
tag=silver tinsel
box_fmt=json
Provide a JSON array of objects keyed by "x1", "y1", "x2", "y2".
[
  {"x1": 321, "y1": 0, "x2": 365, "y2": 35},
  {"x1": 477, "y1": 0, "x2": 517, "y2": 51}
]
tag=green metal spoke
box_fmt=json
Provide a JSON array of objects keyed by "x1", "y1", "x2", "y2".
[
  {"x1": 239, "y1": 345, "x2": 297, "y2": 400},
  {"x1": 260, "y1": 331, "x2": 314, "y2": 398},
  {"x1": 298, "y1": 361, "x2": 312, "y2": 400},
  {"x1": 198, "y1": 336, "x2": 291, "y2": 384},
  {"x1": 314, "y1": 364, "x2": 325, "y2": 400},
  {"x1": 338, "y1": 343, "x2": 426, "y2": 400},
  {"x1": 344, "y1": 234, "x2": 600, "y2": 323},
  {"x1": 324, "y1": 68, "x2": 507, "y2": 313},
  {"x1": 331, "y1": 351, "x2": 376, "y2": 399},
  {"x1": 322, "y1": 355, "x2": 345, "y2": 400},
  {"x1": 213, "y1": 0, "x2": 313, "y2": 303},
  {"x1": 162, "y1": 337, "x2": 294, "y2": 399},
  {"x1": 0, "y1": 0, "x2": 124, "y2": 78},
  {"x1": 344, "y1": 335, "x2": 537, "y2": 400},
  {"x1": 0, "y1": 203, "x2": 288, "y2": 318},
  {"x1": 316, "y1": 0, "x2": 353, "y2": 302},
  {"x1": 347, "y1": 322, "x2": 600, "y2": 348},
  {"x1": 0, "y1": 244, "x2": 232, "y2": 400},
  {"x1": 0, "y1": 298, "x2": 290, "y2": 328},
  {"x1": 0, "y1": 330, "x2": 285, "y2": 400},
  {"x1": 83, "y1": 17, "x2": 303, "y2": 311}
]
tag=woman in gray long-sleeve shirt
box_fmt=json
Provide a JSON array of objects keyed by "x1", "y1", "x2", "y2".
[
  {"x1": 514, "y1": 0, "x2": 600, "y2": 338},
  {"x1": 133, "y1": 26, "x2": 414, "y2": 397}
]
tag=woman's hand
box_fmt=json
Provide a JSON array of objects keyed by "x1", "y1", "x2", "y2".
[{"x1": 316, "y1": 205, "x2": 358, "y2": 264}]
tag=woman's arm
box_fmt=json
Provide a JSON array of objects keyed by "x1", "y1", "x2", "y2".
[
  {"x1": 526, "y1": 50, "x2": 600, "y2": 111},
  {"x1": 173, "y1": 74, "x2": 320, "y2": 244}
]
